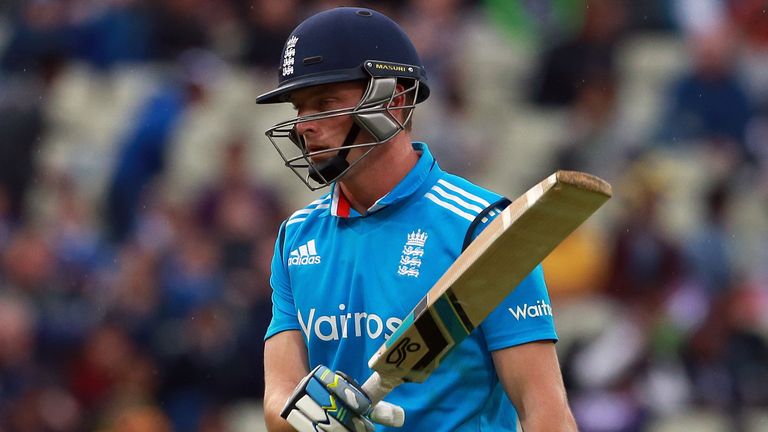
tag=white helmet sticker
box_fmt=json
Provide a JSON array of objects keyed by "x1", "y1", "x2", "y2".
[{"x1": 282, "y1": 35, "x2": 299, "y2": 77}]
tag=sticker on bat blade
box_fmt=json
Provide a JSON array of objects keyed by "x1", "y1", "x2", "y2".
[
  {"x1": 446, "y1": 290, "x2": 475, "y2": 333},
  {"x1": 411, "y1": 309, "x2": 450, "y2": 371},
  {"x1": 384, "y1": 295, "x2": 429, "y2": 351},
  {"x1": 383, "y1": 308, "x2": 451, "y2": 373},
  {"x1": 385, "y1": 337, "x2": 421, "y2": 367}
]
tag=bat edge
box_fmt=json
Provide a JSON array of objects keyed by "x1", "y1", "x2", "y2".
[{"x1": 555, "y1": 170, "x2": 613, "y2": 198}]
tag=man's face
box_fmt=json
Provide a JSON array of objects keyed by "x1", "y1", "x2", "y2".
[{"x1": 290, "y1": 81, "x2": 366, "y2": 163}]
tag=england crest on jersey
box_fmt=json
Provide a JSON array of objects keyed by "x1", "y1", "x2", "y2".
[{"x1": 398, "y1": 229, "x2": 427, "y2": 277}]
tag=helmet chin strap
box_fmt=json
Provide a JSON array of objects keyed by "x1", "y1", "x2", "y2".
[{"x1": 308, "y1": 123, "x2": 361, "y2": 183}]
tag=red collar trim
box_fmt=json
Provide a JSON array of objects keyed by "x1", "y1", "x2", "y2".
[{"x1": 331, "y1": 185, "x2": 351, "y2": 218}]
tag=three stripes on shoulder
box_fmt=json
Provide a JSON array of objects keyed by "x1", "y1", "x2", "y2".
[{"x1": 424, "y1": 179, "x2": 498, "y2": 223}]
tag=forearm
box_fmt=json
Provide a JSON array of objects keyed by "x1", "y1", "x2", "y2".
[
  {"x1": 493, "y1": 342, "x2": 578, "y2": 431},
  {"x1": 518, "y1": 389, "x2": 577, "y2": 431},
  {"x1": 264, "y1": 331, "x2": 309, "y2": 432},
  {"x1": 264, "y1": 384, "x2": 297, "y2": 432}
]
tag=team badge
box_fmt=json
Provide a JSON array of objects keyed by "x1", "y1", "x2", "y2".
[
  {"x1": 398, "y1": 229, "x2": 428, "y2": 277},
  {"x1": 282, "y1": 35, "x2": 299, "y2": 77}
]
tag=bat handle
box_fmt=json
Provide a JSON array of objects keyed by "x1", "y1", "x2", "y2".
[{"x1": 361, "y1": 372, "x2": 405, "y2": 427}]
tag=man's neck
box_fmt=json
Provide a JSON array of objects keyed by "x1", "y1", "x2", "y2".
[{"x1": 339, "y1": 136, "x2": 419, "y2": 214}]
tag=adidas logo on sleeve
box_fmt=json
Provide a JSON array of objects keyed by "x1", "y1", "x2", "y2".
[{"x1": 288, "y1": 239, "x2": 322, "y2": 266}]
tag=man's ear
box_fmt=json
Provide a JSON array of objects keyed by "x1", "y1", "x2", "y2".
[
  {"x1": 393, "y1": 82, "x2": 416, "y2": 130},
  {"x1": 391, "y1": 83, "x2": 408, "y2": 108},
  {"x1": 389, "y1": 78, "x2": 417, "y2": 131}
]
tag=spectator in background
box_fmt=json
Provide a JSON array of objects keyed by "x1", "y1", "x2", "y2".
[
  {"x1": 0, "y1": 295, "x2": 40, "y2": 424},
  {"x1": 683, "y1": 286, "x2": 768, "y2": 430},
  {"x1": 193, "y1": 138, "x2": 287, "y2": 406},
  {"x1": 49, "y1": 176, "x2": 104, "y2": 299},
  {"x1": 729, "y1": 0, "x2": 768, "y2": 172},
  {"x1": 69, "y1": 325, "x2": 138, "y2": 417},
  {"x1": 531, "y1": 0, "x2": 627, "y2": 107},
  {"x1": 550, "y1": 68, "x2": 631, "y2": 183},
  {"x1": 683, "y1": 180, "x2": 736, "y2": 297},
  {"x1": 400, "y1": 0, "x2": 465, "y2": 97},
  {"x1": 4, "y1": 384, "x2": 82, "y2": 431},
  {"x1": 74, "y1": 0, "x2": 152, "y2": 71},
  {"x1": 2, "y1": 228, "x2": 57, "y2": 296},
  {"x1": 148, "y1": 137, "x2": 286, "y2": 322},
  {"x1": 109, "y1": 137, "x2": 287, "y2": 430},
  {"x1": 241, "y1": 0, "x2": 299, "y2": 70},
  {"x1": 0, "y1": 1, "x2": 76, "y2": 74},
  {"x1": 104, "y1": 49, "x2": 223, "y2": 243},
  {"x1": 106, "y1": 242, "x2": 163, "y2": 346},
  {"x1": 730, "y1": 0, "x2": 768, "y2": 111},
  {"x1": 98, "y1": 404, "x2": 171, "y2": 432},
  {"x1": 196, "y1": 139, "x2": 285, "y2": 276},
  {"x1": 624, "y1": 0, "x2": 675, "y2": 32},
  {"x1": 148, "y1": 0, "x2": 210, "y2": 61},
  {"x1": 604, "y1": 162, "x2": 683, "y2": 312},
  {"x1": 0, "y1": 74, "x2": 47, "y2": 223},
  {"x1": 400, "y1": 0, "x2": 491, "y2": 176},
  {"x1": 412, "y1": 86, "x2": 489, "y2": 177},
  {"x1": 561, "y1": 161, "x2": 686, "y2": 432},
  {"x1": 32, "y1": 176, "x2": 107, "y2": 364},
  {"x1": 68, "y1": 320, "x2": 168, "y2": 431},
  {"x1": 0, "y1": 1, "x2": 70, "y2": 225},
  {"x1": 656, "y1": 23, "x2": 755, "y2": 163},
  {"x1": 103, "y1": 78, "x2": 187, "y2": 243},
  {"x1": 159, "y1": 230, "x2": 222, "y2": 320}
]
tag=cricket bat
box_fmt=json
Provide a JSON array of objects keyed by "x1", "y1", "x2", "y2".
[{"x1": 360, "y1": 170, "x2": 612, "y2": 425}]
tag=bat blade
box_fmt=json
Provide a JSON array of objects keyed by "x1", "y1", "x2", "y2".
[{"x1": 363, "y1": 171, "x2": 611, "y2": 400}]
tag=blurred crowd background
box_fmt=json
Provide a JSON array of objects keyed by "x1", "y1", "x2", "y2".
[{"x1": 0, "y1": 0, "x2": 767, "y2": 431}]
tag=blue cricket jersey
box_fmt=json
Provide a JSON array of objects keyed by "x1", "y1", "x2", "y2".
[{"x1": 266, "y1": 142, "x2": 558, "y2": 431}]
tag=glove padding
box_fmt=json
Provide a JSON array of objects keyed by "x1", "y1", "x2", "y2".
[{"x1": 281, "y1": 365, "x2": 404, "y2": 431}]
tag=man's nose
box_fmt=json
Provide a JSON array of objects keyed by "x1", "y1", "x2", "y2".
[{"x1": 295, "y1": 117, "x2": 317, "y2": 136}]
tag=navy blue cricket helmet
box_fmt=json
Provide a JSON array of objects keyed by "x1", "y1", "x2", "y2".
[
  {"x1": 256, "y1": 7, "x2": 430, "y2": 104},
  {"x1": 257, "y1": 7, "x2": 430, "y2": 191}
]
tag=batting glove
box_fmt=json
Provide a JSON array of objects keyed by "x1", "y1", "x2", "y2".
[{"x1": 281, "y1": 365, "x2": 404, "y2": 431}]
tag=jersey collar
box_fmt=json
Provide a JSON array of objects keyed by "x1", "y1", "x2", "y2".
[{"x1": 329, "y1": 142, "x2": 436, "y2": 218}]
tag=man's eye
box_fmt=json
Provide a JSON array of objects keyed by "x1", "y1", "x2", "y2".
[{"x1": 319, "y1": 99, "x2": 336, "y2": 109}]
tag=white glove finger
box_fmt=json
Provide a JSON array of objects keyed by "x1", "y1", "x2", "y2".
[
  {"x1": 369, "y1": 400, "x2": 405, "y2": 427},
  {"x1": 285, "y1": 406, "x2": 318, "y2": 432},
  {"x1": 286, "y1": 394, "x2": 351, "y2": 432}
]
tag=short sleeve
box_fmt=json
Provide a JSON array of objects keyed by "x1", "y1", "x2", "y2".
[
  {"x1": 480, "y1": 265, "x2": 558, "y2": 351},
  {"x1": 265, "y1": 222, "x2": 302, "y2": 340},
  {"x1": 463, "y1": 199, "x2": 558, "y2": 350}
]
